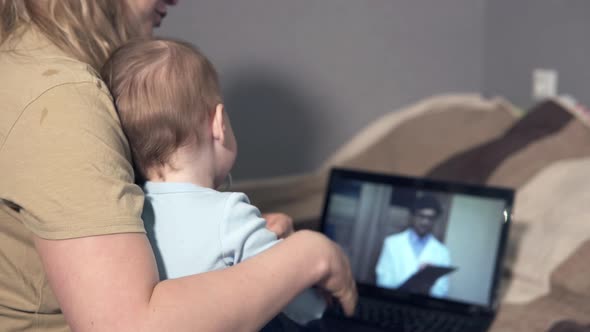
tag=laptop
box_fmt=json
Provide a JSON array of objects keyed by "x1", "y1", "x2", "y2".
[{"x1": 314, "y1": 168, "x2": 513, "y2": 332}]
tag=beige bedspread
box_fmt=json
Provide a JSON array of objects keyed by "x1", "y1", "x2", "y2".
[{"x1": 233, "y1": 94, "x2": 590, "y2": 331}]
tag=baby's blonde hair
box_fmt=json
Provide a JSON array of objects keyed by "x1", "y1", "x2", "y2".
[
  {"x1": 0, "y1": 0, "x2": 140, "y2": 70},
  {"x1": 101, "y1": 39, "x2": 222, "y2": 181}
]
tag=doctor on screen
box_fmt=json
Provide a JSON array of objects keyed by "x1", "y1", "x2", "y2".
[{"x1": 375, "y1": 194, "x2": 451, "y2": 297}]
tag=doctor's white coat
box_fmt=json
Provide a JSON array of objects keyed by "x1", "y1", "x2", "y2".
[{"x1": 375, "y1": 229, "x2": 451, "y2": 297}]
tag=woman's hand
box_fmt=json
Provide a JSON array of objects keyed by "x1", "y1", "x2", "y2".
[
  {"x1": 297, "y1": 230, "x2": 358, "y2": 316},
  {"x1": 263, "y1": 212, "x2": 294, "y2": 239}
]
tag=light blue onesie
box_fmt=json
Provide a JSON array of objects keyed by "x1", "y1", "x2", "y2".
[{"x1": 142, "y1": 182, "x2": 325, "y2": 324}]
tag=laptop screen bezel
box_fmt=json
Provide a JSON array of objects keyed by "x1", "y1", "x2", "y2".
[{"x1": 319, "y1": 167, "x2": 514, "y2": 314}]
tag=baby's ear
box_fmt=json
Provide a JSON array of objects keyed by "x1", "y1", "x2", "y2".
[{"x1": 211, "y1": 103, "x2": 226, "y2": 142}]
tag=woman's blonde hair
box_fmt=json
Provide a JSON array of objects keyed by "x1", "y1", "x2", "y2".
[{"x1": 0, "y1": 0, "x2": 141, "y2": 70}]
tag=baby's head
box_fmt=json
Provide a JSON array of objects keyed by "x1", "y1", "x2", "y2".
[{"x1": 102, "y1": 38, "x2": 236, "y2": 188}]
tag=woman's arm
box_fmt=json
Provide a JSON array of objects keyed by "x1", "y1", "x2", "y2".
[{"x1": 35, "y1": 230, "x2": 356, "y2": 332}]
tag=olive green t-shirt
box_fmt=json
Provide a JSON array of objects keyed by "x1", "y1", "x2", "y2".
[{"x1": 0, "y1": 29, "x2": 145, "y2": 331}]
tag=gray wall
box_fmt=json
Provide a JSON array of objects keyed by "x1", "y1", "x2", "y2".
[
  {"x1": 158, "y1": 0, "x2": 486, "y2": 180},
  {"x1": 483, "y1": 0, "x2": 590, "y2": 109}
]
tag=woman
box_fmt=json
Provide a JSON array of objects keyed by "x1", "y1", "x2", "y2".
[{"x1": 0, "y1": 1, "x2": 357, "y2": 331}]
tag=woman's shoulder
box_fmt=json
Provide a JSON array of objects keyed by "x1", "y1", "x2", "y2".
[
  {"x1": 1, "y1": 52, "x2": 109, "y2": 100},
  {"x1": 0, "y1": 31, "x2": 117, "y2": 147},
  {"x1": 0, "y1": 51, "x2": 117, "y2": 147},
  {"x1": 0, "y1": 28, "x2": 111, "y2": 109}
]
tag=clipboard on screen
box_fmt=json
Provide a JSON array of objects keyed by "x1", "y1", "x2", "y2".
[{"x1": 398, "y1": 265, "x2": 457, "y2": 294}]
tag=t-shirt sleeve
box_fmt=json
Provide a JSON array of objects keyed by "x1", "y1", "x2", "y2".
[
  {"x1": 0, "y1": 82, "x2": 145, "y2": 239},
  {"x1": 219, "y1": 193, "x2": 280, "y2": 266}
]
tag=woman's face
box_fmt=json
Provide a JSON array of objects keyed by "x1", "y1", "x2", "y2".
[{"x1": 126, "y1": 0, "x2": 178, "y2": 36}]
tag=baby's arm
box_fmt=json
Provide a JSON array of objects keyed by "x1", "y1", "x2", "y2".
[
  {"x1": 219, "y1": 193, "x2": 279, "y2": 263},
  {"x1": 221, "y1": 193, "x2": 327, "y2": 324},
  {"x1": 262, "y1": 212, "x2": 294, "y2": 239}
]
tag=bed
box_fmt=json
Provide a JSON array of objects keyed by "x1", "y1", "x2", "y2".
[{"x1": 234, "y1": 94, "x2": 590, "y2": 331}]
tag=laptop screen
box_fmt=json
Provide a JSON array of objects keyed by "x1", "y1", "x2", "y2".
[{"x1": 321, "y1": 168, "x2": 513, "y2": 309}]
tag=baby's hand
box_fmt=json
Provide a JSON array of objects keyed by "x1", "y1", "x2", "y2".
[{"x1": 262, "y1": 212, "x2": 294, "y2": 239}]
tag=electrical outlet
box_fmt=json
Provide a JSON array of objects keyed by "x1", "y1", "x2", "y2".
[{"x1": 532, "y1": 69, "x2": 558, "y2": 101}]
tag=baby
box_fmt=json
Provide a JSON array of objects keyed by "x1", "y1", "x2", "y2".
[{"x1": 101, "y1": 38, "x2": 325, "y2": 327}]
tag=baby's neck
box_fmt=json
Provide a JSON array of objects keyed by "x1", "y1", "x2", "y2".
[
  {"x1": 145, "y1": 145, "x2": 217, "y2": 189},
  {"x1": 148, "y1": 170, "x2": 215, "y2": 188}
]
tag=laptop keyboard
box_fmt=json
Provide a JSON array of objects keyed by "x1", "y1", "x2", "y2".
[{"x1": 331, "y1": 297, "x2": 484, "y2": 332}]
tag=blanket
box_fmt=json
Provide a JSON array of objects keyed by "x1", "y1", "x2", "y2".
[{"x1": 233, "y1": 95, "x2": 590, "y2": 331}]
